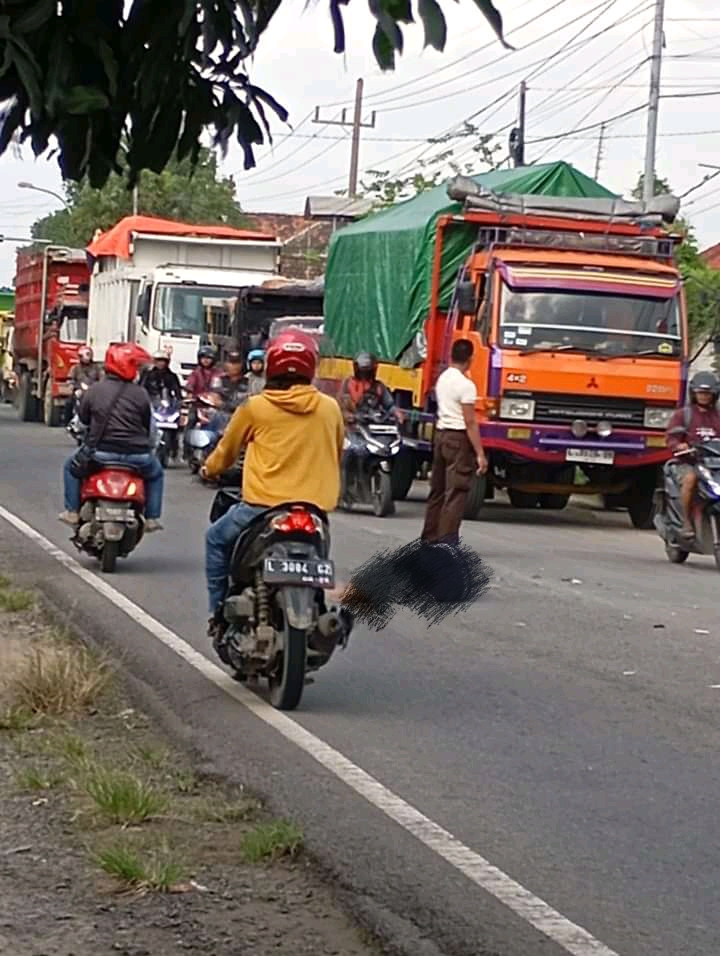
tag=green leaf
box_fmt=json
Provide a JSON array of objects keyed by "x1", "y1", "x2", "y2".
[
  {"x1": 372, "y1": 23, "x2": 396, "y2": 70},
  {"x1": 472, "y1": 0, "x2": 514, "y2": 50},
  {"x1": 62, "y1": 86, "x2": 110, "y2": 115},
  {"x1": 417, "y1": 0, "x2": 446, "y2": 51},
  {"x1": 13, "y1": 0, "x2": 55, "y2": 35}
]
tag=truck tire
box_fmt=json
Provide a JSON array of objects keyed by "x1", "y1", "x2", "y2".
[
  {"x1": 18, "y1": 373, "x2": 40, "y2": 422},
  {"x1": 628, "y1": 491, "x2": 656, "y2": 529},
  {"x1": 508, "y1": 489, "x2": 540, "y2": 509},
  {"x1": 43, "y1": 381, "x2": 62, "y2": 428},
  {"x1": 464, "y1": 474, "x2": 487, "y2": 520},
  {"x1": 539, "y1": 493, "x2": 570, "y2": 510}
]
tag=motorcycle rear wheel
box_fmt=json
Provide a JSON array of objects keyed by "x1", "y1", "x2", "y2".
[
  {"x1": 100, "y1": 540, "x2": 119, "y2": 573},
  {"x1": 268, "y1": 593, "x2": 306, "y2": 711},
  {"x1": 665, "y1": 542, "x2": 689, "y2": 564}
]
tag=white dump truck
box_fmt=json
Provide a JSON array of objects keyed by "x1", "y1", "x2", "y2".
[{"x1": 86, "y1": 216, "x2": 280, "y2": 383}]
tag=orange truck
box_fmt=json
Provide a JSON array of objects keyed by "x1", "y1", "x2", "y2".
[
  {"x1": 320, "y1": 162, "x2": 687, "y2": 528},
  {"x1": 13, "y1": 246, "x2": 90, "y2": 426}
]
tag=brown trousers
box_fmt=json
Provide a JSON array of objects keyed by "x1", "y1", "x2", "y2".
[{"x1": 421, "y1": 429, "x2": 476, "y2": 545}]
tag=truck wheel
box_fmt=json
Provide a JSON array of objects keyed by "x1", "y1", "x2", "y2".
[
  {"x1": 43, "y1": 382, "x2": 62, "y2": 427},
  {"x1": 628, "y1": 490, "x2": 656, "y2": 529},
  {"x1": 391, "y1": 450, "x2": 415, "y2": 500},
  {"x1": 18, "y1": 373, "x2": 40, "y2": 422},
  {"x1": 464, "y1": 474, "x2": 487, "y2": 520},
  {"x1": 539, "y1": 493, "x2": 569, "y2": 510},
  {"x1": 508, "y1": 489, "x2": 540, "y2": 509}
]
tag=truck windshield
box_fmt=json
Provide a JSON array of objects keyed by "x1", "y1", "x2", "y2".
[
  {"x1": 60, "y1": 309, "x2": 88, "y2": 343},
  {"x1": 499, "y1": 285, "x2": 682, "y2": 357},
  {"x1": 153, "y1": 285, "x2": 237, "y2": 337}
]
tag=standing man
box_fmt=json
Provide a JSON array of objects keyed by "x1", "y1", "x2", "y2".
[{"x1": 421, "y1": 339, "x2": 487, "y2": 546}]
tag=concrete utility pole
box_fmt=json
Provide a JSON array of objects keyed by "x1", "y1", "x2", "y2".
[
  {"x1": 643, "y1": 0, "x2": 665, "y2": 204},
  {"x1": 594, "y1": 123, "x2": 606, "y2": 180},
  {"x1": 314, "y1": 79, "x2": 376, "y2": 198},
  {"x1": 508, "y1": 81, "x2": 526, "y2": 168},
  {"x1": 132, "y1": 186, "x2": 139, "y2": 216}
]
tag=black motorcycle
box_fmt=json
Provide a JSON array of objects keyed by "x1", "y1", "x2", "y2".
[
  {"x1": 340, "y1": 410, "x2": 402, "y2": 517},
  {"x1": 209, "y1": 488, "x2": 353, "y2": 710},
  {"x1": 654, "y1": 438, "x2": 720, "y2": 569}
]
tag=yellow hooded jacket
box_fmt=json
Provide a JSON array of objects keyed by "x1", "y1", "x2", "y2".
[{"x1": 204, "y1": 385, "x2": 345, "y2": 512}]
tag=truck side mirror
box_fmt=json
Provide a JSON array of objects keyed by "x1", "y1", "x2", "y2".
[
  {"x1": 137, "y1": 286, "x2": 152, "y2": 328},
  {"x1": 456, "y1": 280, "x2": 478, "y2": 316}
]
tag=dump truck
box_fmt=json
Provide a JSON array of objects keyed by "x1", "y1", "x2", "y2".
[
  {"x1": 86, "y1": 216, "x2": 280, "y2": 385},
  {"x1": 13, "y1": 246, "x2": 90, "y2": 426},
  {"x1": 319, "y1": 161, "x2": 688, "y2": 528}
]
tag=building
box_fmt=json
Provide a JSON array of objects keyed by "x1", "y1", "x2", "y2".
[{"x1": 701, "y1": 242, "x2": 720, "y2": 270}]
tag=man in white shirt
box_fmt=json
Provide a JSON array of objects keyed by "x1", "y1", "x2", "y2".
[{"x1": 421, "y1": 338, "x2": 488, "y2": 545}]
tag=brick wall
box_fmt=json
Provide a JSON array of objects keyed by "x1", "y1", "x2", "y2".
[{"x1": 242, "y1": 213, "x2": 337, "y2": 280}]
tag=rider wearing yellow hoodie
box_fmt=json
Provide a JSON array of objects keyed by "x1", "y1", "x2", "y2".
[{"x1": 202, "y1": 330, "x2": 344, "y2": 641}]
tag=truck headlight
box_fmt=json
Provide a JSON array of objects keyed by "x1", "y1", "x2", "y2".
[
  {"x1": 500, "y1": 397, "x2": 535, "y2": 421},
  {"x1": 644, "y1": 407, "x2": 673, "y2": 429}
]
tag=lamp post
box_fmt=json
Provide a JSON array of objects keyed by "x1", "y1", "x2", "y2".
[{"x1": 17, "y1": 182, "x2": 67, "y2": 206}]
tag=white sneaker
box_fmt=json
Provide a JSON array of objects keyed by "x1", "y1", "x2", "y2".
[
  {"x1": 58, "y1": 510, "x2": 80, "y2": 526},
  {"x1": 144, "y1": 519, "x2": 164, "y2": 533}
]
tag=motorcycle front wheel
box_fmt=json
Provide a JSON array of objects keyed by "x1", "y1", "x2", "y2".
[
  {"x1": 268, "y1": 593, "x2": 306, "y2": 711},
  {"x1": 371, "y1": 469, "x2": 395, "y2": 517}
]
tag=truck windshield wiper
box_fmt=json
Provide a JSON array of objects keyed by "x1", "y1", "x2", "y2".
[
  {"x1": 518, "y1": 344, "x2": 583, "y2": 355},
  {"x1": 594, "y1": 348, "x2": 678, "y2": 360}
]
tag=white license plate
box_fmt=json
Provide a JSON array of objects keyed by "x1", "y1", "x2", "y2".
[
  {"x1": 566, "y1": 448, "x2": 615, "y2": 465},
  {"x1": 96, "y1": 505, "x2": 132, "y2": 521},
  {"x1": 368, "y1": 425, "x2": 398, "y2": 434},
  {"x1": 159, "y1": 422, "x2": 179, "y2": 429}
]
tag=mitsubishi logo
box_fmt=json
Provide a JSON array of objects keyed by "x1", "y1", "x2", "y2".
[{"x1": 587, "y1": 377, "x2": 599, "y2": 389}]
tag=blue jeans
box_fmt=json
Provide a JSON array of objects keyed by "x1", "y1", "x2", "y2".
[
  {"x1": 63, "y1": 451, "x2": 164, "y2": 519},
  {"x1": 206, "y1": 502, "x2": 266, "y2": 614}
]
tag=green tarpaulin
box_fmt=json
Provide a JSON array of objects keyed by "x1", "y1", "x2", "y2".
[{"x1": 324, "y1": 161, "x2": 617, "y2": 362}]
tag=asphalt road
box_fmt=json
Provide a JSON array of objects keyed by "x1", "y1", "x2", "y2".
[{"x1": 2, "y1": 404, "x2": 720, "y2": 956}]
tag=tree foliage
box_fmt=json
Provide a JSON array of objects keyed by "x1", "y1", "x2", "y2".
[
  {"x1": 360, "y1": 123, "x2": 502, "y2": 208},
  {"x1": 30, "y1": 148, "x2": 244, "y2": 248},
  {"x1": 0, "y1": 0, "x2": 508, "y2": 189}
]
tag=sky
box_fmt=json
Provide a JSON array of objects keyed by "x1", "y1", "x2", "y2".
[{"x1": 1, "y1": 0, "x2": 719, "y2": 283}]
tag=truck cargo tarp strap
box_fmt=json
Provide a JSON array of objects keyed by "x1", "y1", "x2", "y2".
[{"x1": 324, "y1": 161, "x2": 618, "y2": 363}]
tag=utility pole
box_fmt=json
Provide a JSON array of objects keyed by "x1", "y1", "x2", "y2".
[
  {"x1": 594, "y1": 123, "x2": 606, "y2": 180},
  {"x1": 132, "y1": 185, "x2": 138, "y2": 216},
  {"x1": 313, "y1": 79, "x2": 376, "y2": 198},
  {"x1": 508, "y1": 80, "x2": 526, "y2": 168},
  {"x1": 643, "y1": 0, "x2": 665, "y2": 204}
]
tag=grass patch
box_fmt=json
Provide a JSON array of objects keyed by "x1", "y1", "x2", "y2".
[
  {"x1": 136, "y1": 745, "x2": 169, "y2": 770},
  {"x1": 95, "y1": 839, "x2": 185, "y2": 891},
  {"x1": 11, "y1": 643, "x2": 110, "y2": 717},
  {"x1": 191, "y1": 794, "x2": 259, "y2": 824},
  {"x1": 0, "y1": 574, "x2": 11, "y2": 589},
  {"x1": 81, "y1": 765, "x2": 169, "y2": 825},
  {"x1": 0, "y1": 705, "x2": 36, "y2": 732},
  {"x1": 0, "y1": 588, "x2": 34, "y2": 612},
  {"x1": 172, "y1": 768, "x2": 198, "y2": 794},
  {"x1": 14, "y1": 764, "x2": 65, "y2": 791},
  {"x1": 240, "y1": 820, "x2": 304, "y2": 863}
]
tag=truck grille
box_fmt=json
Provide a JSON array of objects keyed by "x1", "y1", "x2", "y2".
[{"x1": 529, "y1": 392, "x2": 646, "y2": 428}]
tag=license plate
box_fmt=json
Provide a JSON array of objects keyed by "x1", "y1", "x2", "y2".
[
  {"x1": 96, "y1": 505, "x2": 132, "y2": 521},
  {"x1": 566, "y1": 448, "x2": 615, "y2": 465},
  {"x1": 367, "y1": 425, "x2": 398, "y2": 434},
  {"x1": 263, "y1": 557, "x2": 335, "y2": 587},
  {"x1": 159, "y1": 422, "x2": 179, "y2": 429},
  {"x1": 58, "y1": 383, "x2": 73, "y2": 396}
]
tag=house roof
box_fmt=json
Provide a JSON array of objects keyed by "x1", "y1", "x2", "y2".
[
  {"x1": 303, "y1": 196, "x2": 374, "y2": 219},
  {"x1": 701, "y1": 242, "x2": 720, "y2": 268}
]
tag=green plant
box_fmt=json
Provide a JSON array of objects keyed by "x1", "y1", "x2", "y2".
[
  {"x1": 0, "y1": 589, "x2": 34, "y2": 612},
  {"x1": 95, "y1": 839, "x2": 185, "y2": 891},
  {"x1": 14, "y1": 764, "x2": 65, "y2": 791},
  {"x1": 12, "y1": 644, "x2": 110, "y2": 716},
  {"x1": 240, "y1": 820, "x2": 304, "y2": 863},
  {"x1": 81, "y1": 767, "x2": 169, "y2": 824},
  {"x1": 0, "y1": 705, "x2": 36, "y2": 732}
]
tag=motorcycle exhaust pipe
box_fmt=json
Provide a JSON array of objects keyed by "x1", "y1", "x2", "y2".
[
  {"x1": 310, "y1": 611, "x2": 342, "y2": 656},
  {"x1": 317, "y1": 611, "x2": 341, "y2": 637}
]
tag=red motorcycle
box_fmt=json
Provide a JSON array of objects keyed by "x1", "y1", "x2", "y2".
[{"x1": 73, "y1": 467, "x2": 146, "y2": 573}]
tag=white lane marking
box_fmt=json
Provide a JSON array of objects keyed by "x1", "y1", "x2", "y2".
[{"x1": 0, "y1": 504, "x2": 620, "y2": 956}]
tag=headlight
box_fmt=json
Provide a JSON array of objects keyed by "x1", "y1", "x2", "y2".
[
  {"x1": 644, "y1": 406, "x2": 674, "y2": 429},
  {"x1": 500, "y1": 397, "x2": 535, "y2": 421},
  {"x1": 596, "y1": 420, "x2": 613, "y2": 438}
]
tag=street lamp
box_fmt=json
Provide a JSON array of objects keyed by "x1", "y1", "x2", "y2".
[{"x1": 17, "y1": 181, "x2": 67, "y2": 206}]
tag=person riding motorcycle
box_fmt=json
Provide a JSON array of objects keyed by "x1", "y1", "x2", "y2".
[
  {"x1": 666, "y1": 370, "x2": 720, "y2": 540},
  {"x1": 139, "y1": 349, "x2": 183, "y2": 403},
  {"x1": 339, "y1": 352, "x2": 403, "y2": 487},
  {"x1": 186, "y1": 346, "x2": 218, "y2": 399},
  {"x1": 65, "y1": 346, "x2": 102, "y2": 422},
  {"x1": 201, "y1": 329, "x2": 344, "y2": 649},
  {"x1": 59, "y1": 343, "x2": 165, "y2": 532},
  {"x1": 211, "y1": 349, "x2": 249, "y2": 411},
  {"x1": 244, "y1": 349, "x2": 266, "y2": 396}
]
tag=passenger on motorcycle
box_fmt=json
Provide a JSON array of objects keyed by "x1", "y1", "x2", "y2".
[
  {"x1": 65, "y1": 346, "x2": 102, "y2": 422},
  {"x1": 339, "y1": 352, "x2": 403, "y2": 484},
  {"x1": 245, "y1": 349, "x2": 266, "y2": 396},
  {"x1": 201, "y1": 329, "x2": 344, "y2": 642},
  {"x1": 139, "y1": 349, "x2": 183, "y2": 402},
  {"x1": 59, "y1": 343, "x2": 165, "y2": 532},
  {"x1": 186, "y1": 346, "x2": 218, "y2": 399},
  {"x1": 666, "y1": 370, "x2": 720, "y2": 540}
]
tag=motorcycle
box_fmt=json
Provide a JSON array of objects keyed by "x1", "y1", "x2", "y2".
[
  {"x1": 66, "y1": 382, "x2": 89, "y2": 443},
  {"x1": 654, "y1": 438, "x2": 720, "y2": 570},
  {"x1": 152, "y1": 389, "x2": 182, "y2": 468},
  {"x1": 209, "y1": 488, "x2": 353, "y2": 710},
  {"x1": 340, "y1": 410, "x2": 402, "y2": 517},
  {"x1": 184, "y1": 391, "x2": 224, "y2": 474},
  {"x1": 72, "y1": 467, "x2": 146, "y2": 573}
]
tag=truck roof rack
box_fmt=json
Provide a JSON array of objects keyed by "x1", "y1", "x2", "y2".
[
  {"x1": 446, "y1": 175, "x2": 681, "y2": 226},
  {"x1": 469, "y1": 224, "x2": 677, "y2": 261}
]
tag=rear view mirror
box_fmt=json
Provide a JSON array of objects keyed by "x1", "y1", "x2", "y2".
[{"x1": 456, "y1": 280, "x2": 477, "y2": 316}]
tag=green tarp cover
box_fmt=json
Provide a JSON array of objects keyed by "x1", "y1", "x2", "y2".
[{"x1": 324, "y1": 161, "x2": 617, "y2": 361}]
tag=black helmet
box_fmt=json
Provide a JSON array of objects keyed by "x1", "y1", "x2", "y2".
[
  {"x1": 197, "y1": 345, "x2": 216, "y2": 363},
  {"x1": 226, "y1": 349, "x2": 243, "y2": 364},
  {"x1": 689, "y1": 371, "x2": 720, "y2": 403},
  {"x1": 353, "y1": 351, "x2": 378, "y2": 380}
]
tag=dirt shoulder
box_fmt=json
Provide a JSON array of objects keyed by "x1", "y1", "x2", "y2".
[{"x1": 0, "y1": 575, "x2": 381, "y2": 956}]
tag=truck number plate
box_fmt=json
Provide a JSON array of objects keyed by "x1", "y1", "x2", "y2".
[{"x1": 565, "y1": 448, "x2": 615, "y2": 465}]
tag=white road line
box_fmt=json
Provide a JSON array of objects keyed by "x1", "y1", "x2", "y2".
[{"x1": 0, "y1": 504, "x2": 620, "y2": 956}]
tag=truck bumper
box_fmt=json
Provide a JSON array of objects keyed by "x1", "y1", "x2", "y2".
[{"x1": 480, "y1": 420, "x2": 670, "y2": 469}]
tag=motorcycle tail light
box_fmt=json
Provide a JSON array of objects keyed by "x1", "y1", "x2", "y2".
[
  {"x1": 271, "y1": 508, "x2": 319, "y2": 535},
  {"x1": 96, "y1": 475, "x2": 133, "y2": 497},
  {"x1": 126, "y1": 482, "x2": 138, "y2": 496}
]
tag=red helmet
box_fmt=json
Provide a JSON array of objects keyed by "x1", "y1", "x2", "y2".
[
  {"x1": 104, "y1": 343, "x2": 152, "y2": 381},
  {"x1": 265, "y1": 329, "x2": 318, "y2": 381}
]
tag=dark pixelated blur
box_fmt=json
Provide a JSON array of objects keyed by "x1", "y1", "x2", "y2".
[{"x1": 340, "y1": 539, "x2": 493, "y2": 630}]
